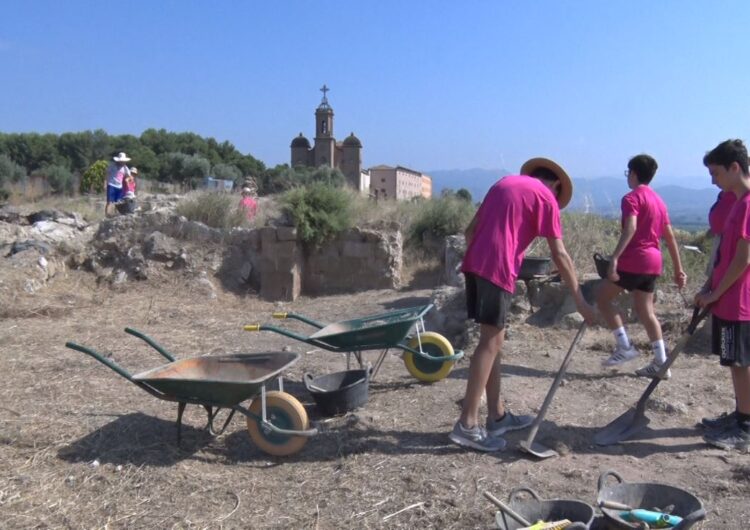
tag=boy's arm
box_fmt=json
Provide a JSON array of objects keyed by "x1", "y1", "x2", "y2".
[
  {"x1": 607, "y1": 214, "x2": 637, "y2": 281},
  {"x1": 663, "y1": 224, "x2": 687, "y2": 288},
  {"x1": 547, "y1": 237, "x2": 596, "y2": 323},
  {"x1": 697, "y1": 238, "x2": 750, "y2": 306}
]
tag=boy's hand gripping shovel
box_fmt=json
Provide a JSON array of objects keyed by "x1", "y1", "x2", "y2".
[
  {"x1": 519, "y1": 322, "x2": 587, "y2": 459},
  {"x1": 594, "y1": 306, "x2": 710, "y2": 446}
]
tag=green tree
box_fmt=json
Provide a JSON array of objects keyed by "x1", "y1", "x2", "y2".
[
  {"x1": 33, "y1": 164, "x2": 74, "y2": 195},
  {"x1": 456, "y1": 188, "x2": 473, "y2": 202},
  {"x1": 212, "y1": 163, "x2": 242, "y2": 182},
  {"x1": 80, "y1": 160, "x2": 109, "y2": 194},
  {"x1": 0, "y1": 154, "x2": 27, "y2": 186}
]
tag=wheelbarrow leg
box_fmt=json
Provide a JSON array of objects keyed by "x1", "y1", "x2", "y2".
[
  {"x1": 371, "y1": 348, "x2": 389, "y2": 381},
  {"x1": 176, "y1": 402, "x2": 187, "y2": 445}
]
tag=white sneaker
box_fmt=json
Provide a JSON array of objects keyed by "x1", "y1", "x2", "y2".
[
  {"x1": 635, "y1": 360, "x2": 671, "y2": 380},
  {"x1": 602, "y1": 344, "x2": 639, "y2": 367}
]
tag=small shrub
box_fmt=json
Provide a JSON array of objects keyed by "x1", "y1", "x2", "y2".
[
  {"x1": 0, "y1": 154, "x2": 27, "y2": 186},
  {"x1": 175, "y1": 191, "x2": 246, "y2": 229},
  {"x1": 281, "y1": 182, "x2": 352, "y2": 246},
  {"x1": 80, "y1": 160, "x2": 108, "y2": 194},
  {"x1": 407, "y1": 195, "x2": 476, "y2": 248}
]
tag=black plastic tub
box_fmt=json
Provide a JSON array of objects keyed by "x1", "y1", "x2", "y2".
[
  {"x1": 519, "y1": 257, "x2": 552, "y2": 281},
  {"x1": 304, "y1": 369, "x2": 369, "y2": 416},
  {"x1": 494, "y1": 487, "x2": 594, "y2": 530}
]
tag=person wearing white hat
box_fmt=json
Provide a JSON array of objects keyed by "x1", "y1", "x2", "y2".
[{"x1": 105, "y1": 152, "x2": 132, "y2": 216}]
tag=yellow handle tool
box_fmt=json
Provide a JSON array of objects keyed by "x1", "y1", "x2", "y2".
[
  {"x1": 243, "y1": 324, "x2": 260, "y2": 332},
  {"x1": 272, "y1": 312, "x2": 288, "y2": 319},
  {"x1": 520, "y1": 520, "x2": 572, "y2": 530}
]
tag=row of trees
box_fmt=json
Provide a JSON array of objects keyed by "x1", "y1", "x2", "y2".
[{"x1": 0, "y1": 129, "x2": 280, "y2": 195}]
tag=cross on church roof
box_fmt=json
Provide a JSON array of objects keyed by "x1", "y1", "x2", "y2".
[{"x1": 318, "y1": 84, "x2": 331, "y2": 108}]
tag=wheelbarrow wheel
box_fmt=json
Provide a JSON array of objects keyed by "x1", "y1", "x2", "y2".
[
  {"x1": 247, "y1": 391, "x2": 309, "y2": 456},
  {"x1": 403, "y1": 332, "x2": 454, "y2": 383}
]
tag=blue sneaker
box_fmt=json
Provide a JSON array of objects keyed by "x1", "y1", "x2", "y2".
[
  {"x1": 486, "y1": 411, "x2": 535, "y2": 437},
  {"x1": 449, "y1": 421, "x2": 507, "y2": 452}
]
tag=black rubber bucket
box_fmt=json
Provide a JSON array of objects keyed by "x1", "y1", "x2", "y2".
[
  {"x1": 304, "y1": 369, "x2": 370, "y2": 416},
  {"x1": 593, "y1": 253, "x2": 611, "y2": 280},
  {"x1": 519, "y1": 257, "x2": 552, "y2": 281},
  {"x1": 596, "y1": 470, "x2": 705, "y2": 529},
  {"x1": 116, "y1": 199, "x2": 136, "y2": 214},
  {"x1": 494, "y1": 487, "x2": 594, "y2": 530}
]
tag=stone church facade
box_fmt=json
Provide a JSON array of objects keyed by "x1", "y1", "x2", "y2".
[{"x1": 290, "y1": 86, "x2": 368, "y2": 191}]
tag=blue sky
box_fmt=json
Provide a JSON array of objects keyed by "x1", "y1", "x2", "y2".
[{"x1": 2, "y1": 1, "x2": 749, "y2": 187}]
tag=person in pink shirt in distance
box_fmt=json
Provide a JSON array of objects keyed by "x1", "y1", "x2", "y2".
[
  {"x1": 239, "y1": 186, "x2": 258, "y2": 221},
  {"x1": 597, "y1": 154, "x2": 686, "y2": 379},
  {"x1": 450, "y1": 157, "x2": 597, "y2": 452},
  {"x1": 695, "y1": 139, "x2": 750, "y2": 452}
]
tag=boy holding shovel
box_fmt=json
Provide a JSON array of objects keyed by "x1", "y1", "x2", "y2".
[
  {"x1": 696, "y1": 139, "x2": 750, "y2": 452},
  {"x1": 450, "y1": 157, "x2": 596, "y2": 452}
]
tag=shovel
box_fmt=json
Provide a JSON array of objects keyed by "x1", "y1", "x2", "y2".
[
  {"x1": 519, "y1": 322, "x2": 587, "y2": 459},
  {"x1": 594, "y1": 306, "x2": 710, "y2": 446}
]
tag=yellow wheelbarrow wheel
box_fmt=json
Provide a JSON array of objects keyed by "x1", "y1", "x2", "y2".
[
  {"x1": 247, "y1": 391, "x2": 309, "y2": 456},
  {"x1": 403, "y1": 331, "x2": 455, "y2": 383}
]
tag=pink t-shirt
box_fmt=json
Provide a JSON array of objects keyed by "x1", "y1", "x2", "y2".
[
  {"x1": 711, "y1": 192, "x2": 750, "y2": 321},
  {"x1": 461, "y1": 175, "x2": 562, "y2": 293},
  {"x1": 708, "y1": 190, "x2": 737, "y2": 235},
  {"x1": 240, "y1": 196, "x2": 258, "y2": 220},
  {"x1": 617, "y1": 186, "x2": 670, "y2": 275}
]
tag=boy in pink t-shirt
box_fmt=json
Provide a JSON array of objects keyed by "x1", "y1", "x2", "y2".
[
  {"x1": 597, "y1": 154, "x2": 686, "y2": 379},
  {"x1": 696, "y1": 139, "x2": 750, "y2": 452},
  {"x1": 448, "y1": 157, "x2": 596, "y2": 452}
]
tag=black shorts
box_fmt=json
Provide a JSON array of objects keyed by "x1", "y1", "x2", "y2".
[
  {"x1": 712, "y1": 315, "x2": 750, "y2": 367},
  {"x1": 615, "y1": 270, "x2": 658, "y2": 293},
  {"x1": 465, "y1": 273, "x2": 512, "y2": 329}
]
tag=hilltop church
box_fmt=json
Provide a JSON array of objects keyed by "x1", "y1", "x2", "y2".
[
  {"x1": 290, "y1": 86, "x2": 432, "y2": 200},
  {"x1": 290, "y1": 86, "x2": 369, "y2": 192}
]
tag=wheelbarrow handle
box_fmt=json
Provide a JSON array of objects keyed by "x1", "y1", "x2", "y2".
[
  {"x1": 243, "y1": 323, "x2": 316, "y2": 343},
  {"x1": 65, "y1": 341, "x2": 133, "y2": 381},
  {"x1": 124, "y1": 327, "x2": 176, "y2": 362},
  {"x1": 271, "y1": 312, "x2": 324, "y2": 329}
]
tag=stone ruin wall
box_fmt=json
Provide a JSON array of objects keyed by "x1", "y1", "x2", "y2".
[{"x1": 218, "y1": 222, "x2": 402, "y2": 302}]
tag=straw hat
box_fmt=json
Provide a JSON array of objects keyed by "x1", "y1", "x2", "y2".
[
  {"x1": 520, "y1": 157, "x2": 573, "y2": 209},
  {"x1": 130, "y1": 167, "x2": 139, "y2": 175},
  {"x1": 241, "y1": 187, "x2": 252, "y2": 194},
  {"x1": 113, "y1": 152, "x2": 131, "y2": 163}
]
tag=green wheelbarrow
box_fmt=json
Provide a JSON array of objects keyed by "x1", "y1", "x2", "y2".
[
  {"x1": 243, "y1": 304, "x2": 463, "y2": 383},
  {"x1": 65, "y1": 328, "x2": 317, "y2": 457}
]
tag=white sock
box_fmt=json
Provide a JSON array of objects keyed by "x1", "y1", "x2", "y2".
[
  {"x1": 651, "y1": 340, "x2": 666, "y2": 364},
  {"x1": 613, "y1": 327, "x2": 630, "y2": 349}
]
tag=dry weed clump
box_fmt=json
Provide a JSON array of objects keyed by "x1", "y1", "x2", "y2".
[{"x1": 175, "y1": 190, "x2": 247, "y2": 230}]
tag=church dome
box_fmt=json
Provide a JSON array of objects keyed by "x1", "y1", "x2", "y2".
[
  {"x1": 290, "y1": 133, "x2": 311, "y2": 149},
  {"x1": 343, "y1": 132, "x2": 362, "y2": 148}
]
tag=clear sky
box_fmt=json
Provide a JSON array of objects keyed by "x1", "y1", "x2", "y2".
[{"x1": 2, "y1": 1, "x2": 749, "y2": 187}]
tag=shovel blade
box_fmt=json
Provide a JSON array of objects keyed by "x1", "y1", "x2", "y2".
[
  {"x1": 519, "y1": 439, "x2": 559, "y2": 459},
  {"x1": 594, "y1": 407, "x2": 651, "y2": 446}
]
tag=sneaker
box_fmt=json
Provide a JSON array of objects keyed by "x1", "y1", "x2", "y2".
[
  {"x1": 449, "y1": 421, "x2": 507, "y2": 452},
  {"x1": 486, "y1": 411, "x2": 535, "y2": 436},
  {"x1": 635, "y1": 360, "x2": 671, "y2": 380},
  {"x1": 703, "y1": 424, "x2": 750, "y2": 452},
  {"x1": 602, "y1": 344, "x2": 639, "y2": 367},
  {"x1": 700, "y1": 410, "x2": 738, "y2": 431}
]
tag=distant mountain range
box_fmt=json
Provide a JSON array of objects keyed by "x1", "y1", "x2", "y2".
[{"x1": 428, "y1": 169, "x2": 718, "y2": 230}]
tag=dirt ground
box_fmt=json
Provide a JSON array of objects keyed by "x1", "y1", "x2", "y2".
[{"x1": 1, "y1": 270, "x2": 749, "y2": 529}]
